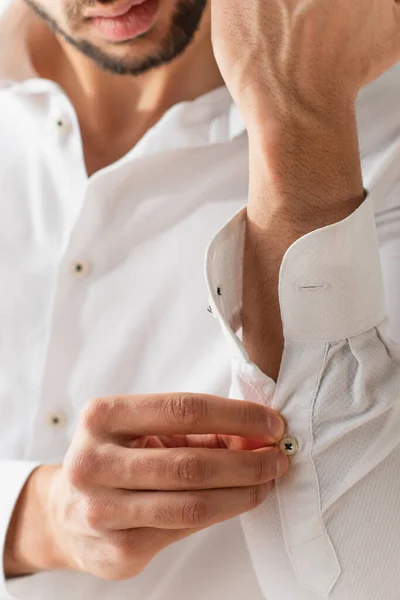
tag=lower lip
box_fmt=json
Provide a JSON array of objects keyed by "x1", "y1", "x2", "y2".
[{"x1": 90, "y1": 0, "x2": 159, "y2": 42}]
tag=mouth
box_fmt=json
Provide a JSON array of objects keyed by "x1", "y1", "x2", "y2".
[
  {"x1": 85, "y1": 0, "x2": 148, "y2": 19},
  {"x1": 86, "y1": 0, "x2": 160, "y2": 42}
]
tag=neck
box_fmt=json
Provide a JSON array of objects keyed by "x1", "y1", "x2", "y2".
[{"x1": 26, "y1": 5, "x2": 224, "y2": 174}]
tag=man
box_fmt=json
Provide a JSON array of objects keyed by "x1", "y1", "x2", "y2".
[{"x1": 1, "y1": 0, "x2": 400, "y2": 598}]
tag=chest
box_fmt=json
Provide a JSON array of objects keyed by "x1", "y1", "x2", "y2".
[{"x1": 0, "y1": 89, "x2": 250, "y2": 461}]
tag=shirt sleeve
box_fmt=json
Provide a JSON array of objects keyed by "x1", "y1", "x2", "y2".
[
  {"x1": 204, "y1": 161, "x2": 400, "y2": 598},
  {"x1": 0, "y1": 460, "x2": 40, "y2": 600}
]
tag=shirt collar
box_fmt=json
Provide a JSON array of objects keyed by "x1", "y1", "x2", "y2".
[{"x1": 0, "y1": 1, "x2": 247, "y2": 141}]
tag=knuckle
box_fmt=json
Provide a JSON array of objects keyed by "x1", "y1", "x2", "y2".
[
  {"x1": 180, "y1": 495, "x2": 213, "y2": 527},
  {"x1": 83, "y1": 494, "x2": 118, "y2": 531},
  {"x1": 80, "y1": 398, "x2": 106, "y2": 431},
  {"x1": 83, "y1": 496, "x2": 110, "y2": 531},
  {"x1": 80, "y1": 398, "x2": 108, "y2": 432},
  {"x1": 162, "y1": 394, "x2": 207, "y2": 427},
  {"x1": 80, "y1": 396, "x2": 122, "y2": 434},
  {"x1": 66, "y1": 446, "x2": 101, "y2": 488},
  {"x1": 169, "y1": 452, "x2": 210, "y2": 486}
]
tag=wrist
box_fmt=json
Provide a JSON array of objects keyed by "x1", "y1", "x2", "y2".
[
  {"x1": 4, "y1": 464, "x2": 65, "y2": 576},
  {"x1": 244, "y1": 84, "x2": 357, "y2": 143},
  {"x1": 246, "y1": 100, "x2": 365, "y2": 226}
]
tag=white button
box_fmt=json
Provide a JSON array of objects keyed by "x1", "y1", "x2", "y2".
[
  {"x1": 47, "y1": 411, "x2": 67, "y2": 429},
  {"x1": 55, "y1": 117, "x2": 71, "y2": 133},
  {"x1": 46, "y1": 110, "x2": 73, "y2": 138},
  {"x1": 279, "y1": 436, "x2": 299, "y2": 456},
  {"x1": 70, "y1": 260, "x2": 90, "y2": 278}
]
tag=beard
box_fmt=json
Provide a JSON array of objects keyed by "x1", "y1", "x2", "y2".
[{"x1": 23, "y1": 0, "x2": 208, "y2": 75}]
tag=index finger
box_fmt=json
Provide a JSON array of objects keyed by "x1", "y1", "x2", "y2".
[{"x1": 82, "y1": 393, "x2": 286, "y2": 442}]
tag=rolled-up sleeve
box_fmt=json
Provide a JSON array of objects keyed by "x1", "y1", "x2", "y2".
[{"x1": 205, "y1": 177, "x2": 400, "y2": 598}]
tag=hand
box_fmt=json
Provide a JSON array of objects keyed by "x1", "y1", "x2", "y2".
[
  {"x1": 6, "y1": 394, "x2": 288, "y2": 580},
  {"x1": 211, "y1": 0, "x2": 400, "y2": 131}
]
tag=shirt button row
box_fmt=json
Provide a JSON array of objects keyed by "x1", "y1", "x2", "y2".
[
  {"x1": 47, "y1": 411, "x2": 67, "y2": 429},
  {"x1": 46, "y1": 114, "x2": 73, "y2": 138},
  {"x1": 55, "y1": 117, "x2": 72, "y2": 133},
  {"x1": 70, "y1": 260, "x2": 91, "y2": 278}
]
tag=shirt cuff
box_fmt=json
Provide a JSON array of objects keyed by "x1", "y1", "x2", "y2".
[
  {"x1": 0, "y1": 461, "x2": 40, "y2": 600},
  {"x1": 205, "y1": 189, "x2": 387, "y2": 353}
]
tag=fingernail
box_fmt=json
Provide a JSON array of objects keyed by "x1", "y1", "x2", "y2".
[
  {"x1": 275, "y1": 451, "x2": 289, "y2": 478},
  {"x1": 268, "y1": 412, "x2": 286, "y2": 439}
]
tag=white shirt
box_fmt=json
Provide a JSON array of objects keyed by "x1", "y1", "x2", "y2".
[{"x1": 1, "y1": 3, "x2": 400, "y2": 599}]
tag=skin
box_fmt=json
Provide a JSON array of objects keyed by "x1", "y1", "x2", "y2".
[
  {"x1": 24, "y1": 0, "x2": 209, "y2": 76},
  {"x1": 6, "y1": 394, "x2": 288, "y2": 578},
  {"x1": 8, "y1": 0, "x2": 289, "y2": 579},
  {"x1": 210, "y1": 0, "x2": 400, "y2": 378},
  {"x1": 22, "y1": 0, "x2": 223, "y2": 175},
  {"x1": 5, "y1": 0, "x2": 400, "y2": 582}
]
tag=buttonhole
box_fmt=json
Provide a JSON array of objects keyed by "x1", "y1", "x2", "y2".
[
  {"x1": 217, "y1": 287, "x2": 222, "y2": 296},
  {"x1": 297, "y1": 283, "x2": 330, "y2": 292}
]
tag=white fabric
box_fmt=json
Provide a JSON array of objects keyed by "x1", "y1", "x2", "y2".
[
  {"x1": 1, "y1": 2, "x2": 400, "y2": 599},
  {"x1": 210, "y1": 184, "x2": 400, "y2": 598}
]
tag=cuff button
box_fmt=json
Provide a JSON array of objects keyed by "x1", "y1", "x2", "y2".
[{"x1": 279, "y1": 436, "x2": 298, "y2": 456}]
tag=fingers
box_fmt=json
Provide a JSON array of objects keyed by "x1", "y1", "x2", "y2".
[
  {"x1": 80, "y1": 393, "x2": 286, "y2": 442},
  {"x1": 84, "y1": 483, "x2": 273, "y2": 532},
  {"x1": 79, "y1": 445, "x2": 288, "y2": 491}
]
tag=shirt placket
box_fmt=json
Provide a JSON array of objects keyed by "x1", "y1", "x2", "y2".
[
  {"x1": 24, "y1": 182, "x2": 100, "y2": 462},
  {"x1": 22, "y1": 89, "x2": 91, "y2": 462},
  {"x1": 272, "y1": 340, "x2": 341, "y2": 597}
]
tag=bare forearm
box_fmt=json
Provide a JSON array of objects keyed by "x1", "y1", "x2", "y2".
[{"x1": 242, "y1": 103, "x2": 365, "y2": 380}]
